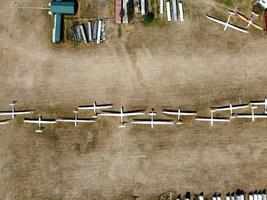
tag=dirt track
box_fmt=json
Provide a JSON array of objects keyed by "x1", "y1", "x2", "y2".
[{"x1": 0, "y1": 0, "x2": 267, "y2": 199}]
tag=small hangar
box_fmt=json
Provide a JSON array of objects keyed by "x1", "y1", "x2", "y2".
[{"x1": 49, "y1": 0, "x2": 76, "y2": 43}]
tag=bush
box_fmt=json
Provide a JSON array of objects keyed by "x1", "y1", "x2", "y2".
[{"x1": 143, "y1": 12, "x2": 155, "y2": 25}]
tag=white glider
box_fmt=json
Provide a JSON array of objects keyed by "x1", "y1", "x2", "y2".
[
  {"x1": 162, "y1": 108, "x2": 196, "y2": 124},
  {"x1": 206, "y1": 11, "x2": 248, "y2": 33},
  {"x1": 231, "y1": 105, "x2": 267, "y2": 122},
  {"x1": 250, "y1": 98, "x2": 267, "y2": 114},
  {"x1": 195, "y1": 112, "x2": 230, "y2": 126},
  {"x1": 211, "y1": 102, "x2": 250, "y2": 116},
  {"x1": 78, "y1": 101, "x2": 113, "y2": 118},
  {"x1": 132, "y1": 108, "x2": 174, "y2": 128},
  {"x1": 57, "y1": 109, "x2": 96, "y2": 126},
  {"x1": 24, "y1": 116, "x2": 56, "y2": 133},
  {"x1": 98, "y1": 106, "x2": 145, "y2": 128},
  {"x1": 0, "y1": 101, "x2": 34, "y2": 118}
]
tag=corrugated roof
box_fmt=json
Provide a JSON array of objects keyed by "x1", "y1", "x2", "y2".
[
  {"x1": 50, "y1": 1, "x2": 75, "y2": 14},
  {"x1": 52, "y1": 13, "x2": 62, "y2": 43}
]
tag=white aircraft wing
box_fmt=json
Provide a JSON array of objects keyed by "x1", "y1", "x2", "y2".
[
  {"x1": 14, "y1": 110, "x2": 34, "y2": 115},
  {"x1": 162, "y1": 110, "x2": 196, "y2": 116},
  {"x1": 212, "y1": 104, "x2": 249, "y2": 111},
  {"x1": 75, "y1": 119, "x2": 96, "y2": 123},
  {"x1": 206, "y1": 15, "x2": 226, "y2": 26},
  {"x1": 0, "y1": 119, "x2": 10, "y2": 125},
  {"x1": 206, "y1": 15, "x2": 248, "y2": 33},
  {"x1": 232, "y1": 104, "x2": 249, "y2": 109},
  {"x1": 24, "y1": 118, "x2": 56, "y2": 124},
  {"x1": 195, "y1": 117, "x2": 212, "y2": 122},
  {"x1": 250, "y1": 101, "x2": 265, "y2": 106},
  {"x1": 211, "y1": 106, "x2": 231, "y2": 112},
  {"x1": 151, "y1": 120, "x2": 174, "y2": 125},
  {"x1": 98, "y1": 111, "x2": 121, "y2": 116},
  {"x1": 0, "y1": 111, "x2": 13, "y2": 116},
  {"x1": 122, "y1": 111, "x2": 145, "y2": 117},
  {"x1": 99, "y1": 110, "x2": 144, "y2": 117},
  {"x1": 24, "y1": 118, "x2": 40, "y2": 124},
  {"x1": 0, "y1": 110, "x2": 34, "y2": 116},
  {"x1": 231, "y1": 114, "x2": 252, "y2": 119},
  {"x1": 195, "y1": 117, "x2": 229, "y2": 122},
  {"x1": 132, "y1": 120, "x2": 153, "y2": 125},
  {"x1": 78, "y1": 104, "x2": 112, "y2": 110},
  {"x1": 41, "y1": 120, "x2": 57, "y2": 124},
  {"x1": 233, "y1": 114, "x2": 267, "y2": 119},
  {"x1": 227, "y1": 23, "x2": 249, "y2": 33},
  {"x1": 213, "y1": 118, "x2": 230, "y2": 122},
  {"x1": 57, "y1": 118, "x2": 96, "y2": 123},
  {"x1": 132, "y1": 119, "x2": 174, "y2": 125}
]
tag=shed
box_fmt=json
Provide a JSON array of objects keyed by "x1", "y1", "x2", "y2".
[
  {"x1": 52, "y1": 13, "x2": 62, "y2": 43},
  {"x1": 50, "y1": 1, "x2": 75, "y2": 14}
]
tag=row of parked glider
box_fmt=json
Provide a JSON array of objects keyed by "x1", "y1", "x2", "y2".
[
  {"x1": 180, "y1": 190, "x2": 266, "y2": 200},
  {"x1": 206, "y1": 8, "x2": 264, "y2": 33},
  {"x1": 0, "y1": 98, "x2": 267, "y2": 133}
]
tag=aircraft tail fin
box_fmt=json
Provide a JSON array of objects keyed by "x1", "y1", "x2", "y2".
[{"x1": 119, "y1": 121, "x2": 127, "y2": 128}]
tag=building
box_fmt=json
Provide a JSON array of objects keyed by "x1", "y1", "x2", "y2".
[
  {"x1": 258, "y1": 0, "x2": 267, "y2": 9},
  {"x1": 49, "y1": 0, "x2": 75, "y2": 43}
]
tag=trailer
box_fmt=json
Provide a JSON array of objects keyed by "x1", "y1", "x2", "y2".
[
  {"x1": 92, "y1": 20, "x2": 98, "y2": 41},
  {"x1": 265, "y1": 10, "x2": 267, "y2": 32},
  {"x1": 178, "y1": 1, "x2": 184, "y2": 21},
  {"x1": 141, "y1": 0, "x2": 146, "y2": 16},
  {"x1": 80, "y1": 25, "x2": 88, "y2": 44},
  {"x1": 75, "y1": 25, "x2": 81, "y2": 42},
  {"x1": 160, "y1": 0, "x2": 164, "y2": 14},
  {"x1": 166, "y1": 1, "x2": 172, "y2": 21},
  {"x1": 172, "y1": 0, "x2": 178, "y2": 21},
  {"x1": 87, "y1": 21, "x2": 92, "y2": 42},
  {"x1": 115, "y1": 0, "x2": 122, "y2": 23},
  {"x1": 96, "y1": 20, "x2": 102, "y2": 44},
  {"x1": 122, "y1": 0, "x2": 129, "y2": 23},
  {"x1": 101, "y1": 20, "x2": 106, "y2": 42}
]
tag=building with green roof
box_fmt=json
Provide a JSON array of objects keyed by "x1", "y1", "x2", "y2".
[{"x1": 50, "y1": 0, "x2": 76, "y2": 43}]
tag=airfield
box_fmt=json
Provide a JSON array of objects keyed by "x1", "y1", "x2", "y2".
[{"x1": 0, "y1": 0, "x2": 267, "y2": 199}]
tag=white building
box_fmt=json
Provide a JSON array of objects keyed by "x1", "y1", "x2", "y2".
[{"x1": 258, "y1": 0, "x2": 267, "y2": 9}]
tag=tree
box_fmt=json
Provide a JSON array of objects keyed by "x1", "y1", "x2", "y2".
[{"x1": 127, "y1": 0, "x2": 135, "y2": 22}]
